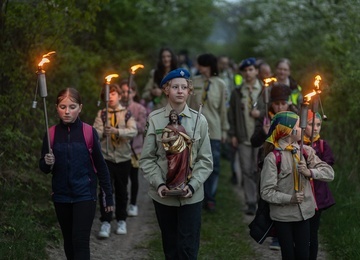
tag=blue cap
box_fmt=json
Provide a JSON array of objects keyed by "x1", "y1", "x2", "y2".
[
  {"x1": 160, "y1": 68, "x2": 190, "y2": 88},
  {"x1": 239, "y1": 57, "x2": 256, "y2": 70}
]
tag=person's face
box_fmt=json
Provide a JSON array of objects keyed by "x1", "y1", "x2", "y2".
[
  {"x1": 218, "y1": 57, "x2": 229, "y2": 72},
  {"x1": 166, "y1": 78, "x2": 189, "y2": 105},
  {"x1": 162, "y1": 50, "x2": 172, "y2": 69},
  {"x1": 109, "y1": 90, "x2": 121, "y2": 109},
  {"x1": 259, "y1": 64, "x2": 272, "y2": 80},
  {"x1": 305, "y1": 117, "x2": 322, "y2": 138},
  {"x1": 271, "y1": 100, "x2": 289, "y2": 114},
  {"x1": 241, "y1": 65, "x2": 258, "y2": 83},
  {"x1": 197, "y1": 65, "x2": 210, "y2": 77},
  {"x1": 170, "y1": 113, "x2": 178, "y2": 124},
  {"x1": 56, "y1": 97, "x2": 82, "y2": 124},
  {"x1": 276, "y1": 62, "x2": 290, "y2": 81},
  {"x1": 120, "y1": 84, "x2": 135, "y2": 103}
]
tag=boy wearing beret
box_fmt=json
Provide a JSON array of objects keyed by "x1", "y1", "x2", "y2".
[
  {"x1": 139, "y1": 68, "x2": 213, "y2": 259},
  {"x1": 228, "y1": 57, "x2": 265, "y2": 215}
]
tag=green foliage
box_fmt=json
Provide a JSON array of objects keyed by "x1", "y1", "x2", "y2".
[{"x1": 0, "y1": 170, "x2": 60, "y2": 259}]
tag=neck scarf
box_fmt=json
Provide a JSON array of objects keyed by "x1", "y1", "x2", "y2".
[
  {"x1": 109, "y1": 108, "x2": 121, "y2": 147},
  {"x1": 266, "y1": 112, "x2": 300, "y2": 191},
  {"x1": 201, "y1": 79, "x2": 211, "y2": 105},
  {"x1": 304, "y1": 134, "x2": 320, "y2": 144}
]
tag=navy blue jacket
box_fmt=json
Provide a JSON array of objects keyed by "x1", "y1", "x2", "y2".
[{"x1": 39, "y1": 118, "x2": 113, "y2": 206}]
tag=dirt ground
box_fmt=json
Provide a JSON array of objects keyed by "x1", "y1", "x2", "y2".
[{"x1": 47, "y1": 174, "x2": 328, "y2": 260}]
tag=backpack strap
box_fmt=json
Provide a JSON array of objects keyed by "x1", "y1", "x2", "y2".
[
  {"x1": 82, "y1": 123, "x2": 97, "y2": 173},
  {"x1": 49, "y1": 125, "x2": 56, "y2": 149},
  {"x1": 272, "y1": 150, "x2": 282, "y2": 174},
  {"x1": 319, "y1": 139, "x2": 324, "y2": 155}
]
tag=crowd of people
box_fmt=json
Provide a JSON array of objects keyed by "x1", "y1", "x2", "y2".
[{"x1": 39, "y1": 47, "x2": 335, "y2": 260}]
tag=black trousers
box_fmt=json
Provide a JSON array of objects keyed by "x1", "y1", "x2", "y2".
[
  {"x1": 99, "y1": 159, "x2": 131, "y2": 222},
  {"x1": 274, "y1": 219, "x2": 310, "y2": 260},
  {"x1": 153, "y1": 200, "x2": 202, "y2": 260},
  {"x1": 54, "y1": 200, "x2": 96, "y2": 260},
  {"x1": 309, "y1": 210, "x2": 322, "y2": 260}
]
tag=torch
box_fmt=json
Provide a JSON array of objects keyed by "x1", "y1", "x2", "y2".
[
  {"x1": 104, "y1": 73, "x2": 119, "y2": 154},
  {"x1": 34, "y1": 51, "x2": 56, "y2": 153},
  {"x1": 309, "y1": 75, "x2": 322, "y2": 146},
  {"x1": 263, "y1": 77, "x2": 277, "y2": 124},
  {"x1": 298, "y1": 90, "x2": 316, "y2": 190},
  {"x1": 128, "y1": 64, "x2": 144, "y2": 91}
]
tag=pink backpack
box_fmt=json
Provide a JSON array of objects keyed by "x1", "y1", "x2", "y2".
[{"x1": 49, "y1": 123, "x2": 97, "y2": 173}]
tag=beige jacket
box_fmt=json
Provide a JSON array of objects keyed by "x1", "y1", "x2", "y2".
[
  {"x1": 139, "y1": 103, "x2": 213, "y2": 206},
  {"x1": 93, "y1": 104, "x2": 138, "y2": 163},
  {"x1": 260, "y1": 140, "x2": 334, "y2": 222},
  {"x1": 187, "y1": 75, "x2": 229, "y2": 140}
]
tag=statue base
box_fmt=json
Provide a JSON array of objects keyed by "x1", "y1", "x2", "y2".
[{"x1": 162, "y1": 189, "x2": 187, "y2": 196}]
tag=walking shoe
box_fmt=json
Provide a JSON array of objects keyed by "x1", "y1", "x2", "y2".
[
  {"x1": 98, "y1": 221, "x2": 111, "y2": 238},
  {"x1": 116, "y1": 220, "x2": 127, "y2": 235},
  {"x1": 269, "y1": 237, "x2": 281, "y2": 250},
  {"x1": 244, "y1": 204, "x2": 256, "y2": 216},
  {"x1": 128, "y1": 204, "x2": 138, "y2": 217}
]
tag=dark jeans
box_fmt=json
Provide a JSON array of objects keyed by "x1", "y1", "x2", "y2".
[
  {"x1": 309, "y1": 210, "x2": 322, "y2": 260},
  {"x1": 204, "y1": 139, "x2": 221, "y2": 204},
  {"x1": 274, "y1": 220, "x2": 310, "y2": 260},
  {"x1": 153, "y1": 200, "x2": 202, "y2": 260},
  {"x1": 129, "y1": 166, "x2": 139, "y2": 205},
  {"x1": 54, "y1": 200, "x2": 96, "y2": 260},
  {"x1": 99, "y1": 160, "x2": 131, "y2": 222}
]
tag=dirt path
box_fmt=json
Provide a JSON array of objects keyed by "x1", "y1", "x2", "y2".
[{"x1": 47, "y1": 174, "x2": 328, "y2": 260}]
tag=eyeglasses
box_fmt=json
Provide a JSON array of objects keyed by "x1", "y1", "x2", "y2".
[{"x1": 170, "y1": 85, "x2": 188, "y2": 90}]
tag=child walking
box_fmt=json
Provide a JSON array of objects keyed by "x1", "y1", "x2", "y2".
[
  {"x1": 39, "y1": 88, "x2": 114, "y2": 259},
  {"x1": 304, "y1": 110, "x2": 335, "y2": 260},
  {"x1": 260, "y1": 111, "x2": 334, "y2": 260}
]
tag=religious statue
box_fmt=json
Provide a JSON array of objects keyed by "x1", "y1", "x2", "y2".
[{"x1": 161, "y1": 110, "x2": 193, "y2": 195}]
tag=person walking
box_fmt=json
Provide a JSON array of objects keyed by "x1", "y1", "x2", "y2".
[
  {"x1": 304, "y1": 110, "x2": 335, "y2": 260},
  {"x1": 39, "y1": 88, "x2": 114, "y2": 260},
  {"x1": 228, "y1": 57, "x2": 265, "y2": 215},
  {"x1": 187, "y1": 53, "x2": 229, "y2": 211},
  {"x1": 260, "y1": 111, "x2": 334, "y2": 260},
  {"x1": 139, "y1": 68, "x2": 213, "y2": 259},
  {"x1": 93, "y1": 83, "x2": 137, "y2": 238},
  {"x1": 119, "y1": 79, "x2": 148, "y2": 217}
]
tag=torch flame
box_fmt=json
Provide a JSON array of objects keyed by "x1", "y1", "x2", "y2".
[
  {"x1": 263, "y1": 77, "x2": 277, "y2": 87},
  {"x1": 304, "y1": 90, "x2": 317, "y2": 102},
  {"x1": 314, "y1": 75, "x2": 322, "y2": 91},
  {"x1": 105, "y1": 74, "x2": 119, "y2": 84},
  {"x1": 38, "y1": 51, "x2": 56, "y2": 67},
  {"x1": 38, "y1": 58, "x2": 50, "y2": 67},
  {"x1": 130, "y1": 64, "x2": 145, "y2": 74}
]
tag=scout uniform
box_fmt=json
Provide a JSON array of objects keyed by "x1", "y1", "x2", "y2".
[{"x1": 140, "y1": 103, "x2": 213, "y2": 206}]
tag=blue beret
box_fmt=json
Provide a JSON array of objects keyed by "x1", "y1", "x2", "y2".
[
  {"x1": 239, "y1": 57, "x2": 256, "y2": 71},
  {"x1": 160, "y1": 68, "x2": 190, "y2": 88}
]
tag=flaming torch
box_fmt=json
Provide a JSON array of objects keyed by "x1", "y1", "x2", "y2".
[
  {"x1": 127, "y1": 64, "x2": 144, "y2": 103},
  {"x1": 309, "y1": 75, "x2": 322, "y2": 146},
  {"x1": 104, "y1": 73, "x2": 119, "y2": 154},
  {"x1": 297, "y1": 90, "x2": 316, "y2": 191},
  {"x1": 263, "y1": 77, "x2": 277, "y2": 124},
  {"x1": 34, "y1": 51, "x2": 56, "y2": 153}
]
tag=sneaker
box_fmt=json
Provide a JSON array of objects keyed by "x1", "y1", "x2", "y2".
[
  {"x1": 116, "y1": 220, "x2": 127, "y2": 235},
  {"x1": 128, "y1": 204, "x2": 138, "y2": 217},
  {"x1": 98, "y1": 221, "x2": 111, "y2": 238},
  {"x1": 269, "y1": 237, "x2": 281, "y2": 250}
]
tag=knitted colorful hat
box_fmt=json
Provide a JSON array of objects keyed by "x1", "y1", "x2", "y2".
[{"x1": 266, "y1": 111, "x2": 299, "y2": 145}]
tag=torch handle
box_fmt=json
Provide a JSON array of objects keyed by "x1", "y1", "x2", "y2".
[{"x1": 105, "y1": 84, "x2": 110, "y2": 154}]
